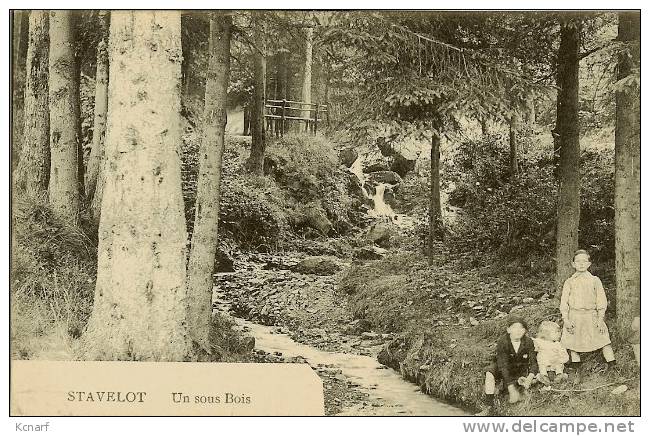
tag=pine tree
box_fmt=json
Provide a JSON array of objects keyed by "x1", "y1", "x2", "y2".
[
  {"x1": 15, "y1": 11, "x2": 50, "y2": 197},
  {"x1": 48, "y1": 10, "x2": 80, "y2": 223},
  {"x1": 187, "y1": 12, "x2": 232, "y2": 348},
  {"x1": 614, "y1": 12, "x2": 640, "y2": 334}
]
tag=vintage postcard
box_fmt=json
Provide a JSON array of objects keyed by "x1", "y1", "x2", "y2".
[{"x1": 9, "y1": 8, "x2": 641, "y2": 423}]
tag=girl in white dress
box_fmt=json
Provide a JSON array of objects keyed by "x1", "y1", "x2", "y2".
[{"x1": 560, "y1": 250, "x2": 616, "y2": 372}]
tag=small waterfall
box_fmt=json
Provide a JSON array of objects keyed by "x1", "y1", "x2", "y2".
[
  {"x1": 368, "y1": 183, "x2": 396, "y2": 219},
  {"x1": 349, "y1": 156, "x2": 371, "y2": 200},
  {"x1": 348, "y1": 156, "x2": 395, "y2": 219}
]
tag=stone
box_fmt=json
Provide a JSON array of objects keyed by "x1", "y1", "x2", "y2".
[
  {"x1": 344, "y1": 319, "x2": 373, "y2": 335},
  {"x1": 213, "y1": 248, "x2": 235, "y2": 273},
  {"x1": 522, "y1": 297, "x2": 535, "y2": 304},
  {"x1": 353, "y1": 246, "x2": 388, "y2": 260},
  {"x1": 241, "y1": 336, "x2": 255, "y2": 353},
  {"x1": 376, "y1": 137, "x2": 394, "y2": 157},
  {"x1": 390, "y1": 154, "x2": 416, "y2": 177},
  {"x1": 366, "y1": 222, "x2": 393, "y2": 248},
  {"x1": 367, "y1": 170, "x2": 403, "y2": 186},
  {"x1": 293, "y1": 256, "x2": 341, "y2": 275},
  {"x1": 295, "y1": 203, "x2": 333, "y2": 235},
  {"x1": 610, "y1": 385, "x2": 628, "y2": 396},
  {"x1": 363, "y1": 162, "x2": 390, "y2": 173},
  {"x1": 263, "y1": 155, "x2": 281, "y2": 176},
  {"x1": 339, "y1": 147, "x2": 359, "y2": 167}
]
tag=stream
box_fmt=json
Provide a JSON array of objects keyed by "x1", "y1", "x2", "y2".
[
  {"x1": 215, "y1": 290, "x2": 466, "y2": 416},
  {"x1": 209, "y1": 154, "x2": 466, "y2": 415}
]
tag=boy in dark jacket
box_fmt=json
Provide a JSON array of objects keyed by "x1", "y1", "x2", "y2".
[{"x1": 478, "y1": 316, "x2": 538, "y2": 415}]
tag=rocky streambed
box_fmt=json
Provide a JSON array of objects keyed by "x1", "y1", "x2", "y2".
[{"x1": 212, "y1": 252, "x2": 466, "y2": 416}]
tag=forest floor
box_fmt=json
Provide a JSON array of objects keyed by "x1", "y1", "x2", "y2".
[
  {"x1": 216, "y1": 225, "x2": 641, "y2": 416},
  {"x1": 10, "y1": 132, "x2": 640, "y2": 417}
]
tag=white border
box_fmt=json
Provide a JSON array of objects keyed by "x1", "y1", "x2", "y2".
[{"x1": 2, "y1": 3, "x2": 647, "y2": 436}]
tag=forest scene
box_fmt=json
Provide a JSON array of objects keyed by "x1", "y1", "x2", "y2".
[{"x1": 10, "y1": 10, "x2": 640, "y2": 416}]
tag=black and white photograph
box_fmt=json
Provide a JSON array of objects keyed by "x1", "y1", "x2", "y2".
[{"x1": 8, "y1": 7, "x2": 641, "y2": 421}]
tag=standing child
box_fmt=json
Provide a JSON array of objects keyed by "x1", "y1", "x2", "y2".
[
  {"x1": 560, "y1": 249, "x2": 616, "y2": 375},
  {"x1": 477, "y1": 316, "x2": 538, "y2": 415}
]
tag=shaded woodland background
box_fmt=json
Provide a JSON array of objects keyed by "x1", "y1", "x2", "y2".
[{"x1": 10, "y1": 10, "x2": 640, "y2": 416}]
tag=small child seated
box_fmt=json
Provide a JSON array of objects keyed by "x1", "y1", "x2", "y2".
[
  {"x1": 478, "y1": 316, "x2": 538, "y2": 415},
  {"x1": 533, "y1": 320, "x2": 569, "y2": 385}
]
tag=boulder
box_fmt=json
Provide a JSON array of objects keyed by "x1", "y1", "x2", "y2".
[
  {"x1": 295, "y1": 203, "x2": 333, "y2": 235},
  {"x1": 263, "y1": 155, "x2": 281, "y2": 176},
  {"x1": 240, "y1": 336, "x2": 256, "y2": 353},
  {"x1": 213, "y1": 248, "x2": 235, "y2": 273},
  {"x1": 344, "y1": 172, "x2": 368, "y2": 201},
  {"x1": 377, "y1": 337, "x2": 409, "y2": 371},
  {"x1": 367, "y1": 170, "x2": 402, "y2": 186},
  {"x1": 293, "y1": 256, "x2": 342, "y2": 275},
  {"x1": 377, "y1": 137, "x2": 395, "y2": 157},
  {"x1": 344, "y1": 319, "x2": 373, "y2": 335},
  {"x1": 363, "y1": 162, "x2": 390, "y2": 173},
  {"x1": 354, "y1": 246, "x2": 388, "y2": 260},
  {"x1": 366, "y1": 222, "x2": 393, "y2": 248},
  {"x1": 383, "y1": 186, "x2": 399, "y2": 209},
  {"x1": 339, "y1": 148, "x2": 359, "y2": 167},
  {"x1": 390, "y1": 154, "x2": 416, "y2": 177}
]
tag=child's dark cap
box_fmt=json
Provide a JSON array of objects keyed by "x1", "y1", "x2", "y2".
[{"x1": 506, "y1": 316, "x2": 528, "y2": 331}]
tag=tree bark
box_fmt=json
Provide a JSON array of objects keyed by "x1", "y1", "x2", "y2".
[
  {"x1": 187, "y1": 13, "x2": 231, "y2": 349},
  {"x1": 554, "y1": 19, "x2": 581, "y2": 298},
  {"x1": 48, "y1": 11, "x2": 80, "y2": 223},
  {"x1": 246, "y1": 13, "x2": 266, "y2": 175},
  {"x1": 509, "y1": 113, "x2": 519, "y2": 177},
  {"x1": 428, "y1": 126, "x2": 442, "y2": 265},
  {"x1": 73, "y1": 12, "x2": 84, "y2": 201},
  {"x1": 15, "y1": 11, "x2": 50, "y2": 198},
  {"x1": 526, "y1": 94, "x2": 536, "y2": 125},
  {"x1": 86, "y1": 10, "x2": 110, "y2": 208},
  {"x1": 83, "y1": 11, "x2": 190, "y2": 361},
  {"x1": 480, "y1": 117, "x2": 488, "y2": 136},
  {"x1": 13, "y1": 11, "x2": 22, "y2": 70},
  {"x1": 279, "y1": 50, "x2": 288, "y2": 100},
  {"x1": 182, "y1": 25, "x2": 192, "y2": 98},
  {"x1": 315, "y1": 55, "x2": 328, "y2": 107},
  {"x1": 614, "y1": 12, "x2": 640, "y2": 335},
  {"x1": 301, "y1": 26, "x2": 314, "y2": 126}
]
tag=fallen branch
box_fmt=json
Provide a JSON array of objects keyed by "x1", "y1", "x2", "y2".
[{"x1": 547, "y1": 377, "x2": 635, "y2": 393}]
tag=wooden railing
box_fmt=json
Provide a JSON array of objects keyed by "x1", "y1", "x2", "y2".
[{"x1": 264, "y1": 99, "x2": 329, "y2": 137}]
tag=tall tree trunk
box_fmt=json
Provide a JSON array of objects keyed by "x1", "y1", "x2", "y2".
[
  {"x1": 83, "y1": 11, "x2": 190, "y2": 361},
  {"x1": 15, "y1": 11, "x2": 50, "y2": 197},
  {"x1": 301, "y1": 26, "x2": 314, "y2": 126},
  {"x1": 246, "y1": 13, "x2": 266, "y2": 175},
  {"x1": 187, "y1": 13, "x2": 231, "y2": 348},
  {"x1": 86, "y1": 10, "x2": 110, "y2": 208},
  {"x1": 73, "y1": 12, "x2": 84, "y2": 201},
  {"x1": 480, "y1": 117, "x2": 488, "y2": 137},
  {"x1": 509, "y1": 114, "x2": 519, "y2": 177},
  {"x1": 614, "y1": 12, "x2": 640, "y2": 335},
  {"x1": 48, "y1": 11, "x2": 80, "y2": 223},
  {"x1": 13, "y1": 11, "x2": 23, "y2": 71},
  {"x1": 243, "y1": 106, "x2": 250, "y2": 136},
  {"x1": 182, "y1": 27, "x2": 192, "y2": 98},
  {"x1": 428, "y1": 125, "x2": 442, "y2": 265},
  {"x1": 554, "y1": 19, "x2": 581, "y2": 298},
  {"x1": 526, "y1": 94, "x2": 536, "y2": 125},
  {"x1": 279, "y1": 50, "x2": 288, "y2": 100}
]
